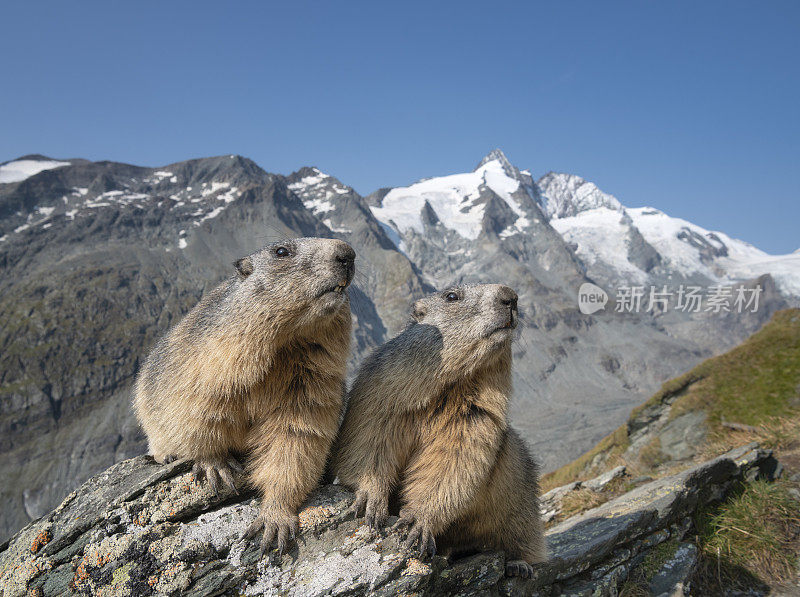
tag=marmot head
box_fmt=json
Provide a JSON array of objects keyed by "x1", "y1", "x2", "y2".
[
  {"x1": 411, "y1": 284, "x2": 518, "y2": 373},
  {"x1": 232, "y1": 237, "x2": 355, "y2": 329}
]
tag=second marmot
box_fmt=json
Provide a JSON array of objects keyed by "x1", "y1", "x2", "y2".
[{"x1": 333, "y1": 283, "x2": 546, "y2": 578}]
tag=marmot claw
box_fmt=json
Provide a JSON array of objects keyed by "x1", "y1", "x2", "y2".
[
  {"x1": 243, "y1": 513, "x2": 299, "y2": 557},
  {"x1": 349, "y1": 490, "x2": 388, "y2": 530},
  {"x1": 505, "y1": 559, "x2": 534, "y2": 579},
  {"x1": 191, "y1": 457, "x2": 242, "y2": 496},
  {"x1": 393, "y1": 511, "x2": 436, "y2": 558}
]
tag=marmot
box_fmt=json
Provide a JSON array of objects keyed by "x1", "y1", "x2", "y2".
[
  {"x1": 133, "y1": 237, "x2": 355, "y2": 553},
  {"x1": 333, "y1": 284, "x2": 546, "y2": 578}
]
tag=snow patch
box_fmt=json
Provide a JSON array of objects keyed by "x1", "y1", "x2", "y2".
[
  {"x1": 303, "y1": 198, "x2": 335, "y2": 215},
  {"x1": 323, "y1": 219, "x2": 352, "y2": 234},
  {"x1": 219, "y1": 187, "x2": 239, "y2": 203},
  {"x1": 551, "y1": 208, "x2": 648, "y2": 281},
  {"x1": 201, "y1": 181, "x2": 230, "y2": 197},
  {"x1": 0, "y1": 159, "x2": 71, "y2": 184},
  {"x1": 288, "y1": 169, "x2": 330, "y2": 192}
]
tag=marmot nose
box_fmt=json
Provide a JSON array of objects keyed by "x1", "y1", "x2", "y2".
[
  {"x1": 333, "y1": 242, "x2": 356, "y2": 285},
  {"x1": 497, "y1": 286, "x2": 518, "y2": 310},
  {"x1": 334, "y1": 243, "x2": 356, "y2": 265}
]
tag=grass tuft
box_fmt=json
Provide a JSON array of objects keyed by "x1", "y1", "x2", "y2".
[{"x1": 694, "y1": 479, "x2": 800, "y2": 591}]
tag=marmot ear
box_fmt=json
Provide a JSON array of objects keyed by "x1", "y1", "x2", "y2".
[
  {"x1": 412, "y1": 300, "x2": 427, "y2": 322},
  {"x1": 234, "y1": 256, "x2": 254, "y2": 278}
]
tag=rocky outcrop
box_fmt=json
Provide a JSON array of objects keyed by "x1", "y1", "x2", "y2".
[{"x1": 0, "y1": 444, "x2": 780, "y2": 596}]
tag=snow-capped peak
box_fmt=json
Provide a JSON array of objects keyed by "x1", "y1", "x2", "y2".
[
  {"x1": 370, "y1": 154, "x2": 524, "y2": 241},
  {"x1": 0, "y1": 158, "x2": 71, "y2": 184},
  {"x1": 475, "y1": 148, "x2": 517, "y2": 177},
  {"x1": 288, "y1": 167, "x2": 330, "y2": 189},
  {"x1": 537, "y1": 172, "x2": 623, "y2": 219}
]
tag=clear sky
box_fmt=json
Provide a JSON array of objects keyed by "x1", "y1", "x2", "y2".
[{"x1": 1, "y1": 1, "x2": 798, "y2": 253}]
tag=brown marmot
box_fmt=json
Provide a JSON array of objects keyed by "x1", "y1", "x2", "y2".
[
  {"x1": 133, "y1": 237, "x2": 355, "y2": 553},
  {"x1": 333, "y1": 283, "x2": 546, "y2": 578}
]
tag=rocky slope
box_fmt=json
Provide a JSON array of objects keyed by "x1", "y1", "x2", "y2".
[
  {"x1": 543, "y1": 308, "x2": 800, "y2": 488},
  {"x1": 1, "y1": 151, "x2": 797, "y2": 542},
  {"x1": 0, "y1": 444, "x2": 781, "y2": 596}
]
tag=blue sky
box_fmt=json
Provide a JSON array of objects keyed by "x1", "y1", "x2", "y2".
[{"x1": 1, "y1": 1, "x2": 798, "y2": 253}]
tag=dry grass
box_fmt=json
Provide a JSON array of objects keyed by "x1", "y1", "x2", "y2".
[
  {"x1": 550, "y1": 488, "x2": 610, "y2": 524},
  {"x1": 545, "y1": 477, "x2": 630, "y2": 527},
  {"x1": 618, "y1": 582, "x2": 651, "y2": 597},
  {"x1": 702, "y1": 415, "x2": 800, "y2": 458},
  {"x1": 540, "y1": 424, "x2": 628, "y2": 492}
]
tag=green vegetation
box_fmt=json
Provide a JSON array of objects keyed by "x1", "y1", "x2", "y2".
[
  {"x1": 694, "y1": 479, "x2": 800, "y2": 592},
  {"x1": 670, "y1": 309, "x2": 800, "y2": 427}
]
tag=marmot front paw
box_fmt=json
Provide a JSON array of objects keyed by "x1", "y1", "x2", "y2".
[
  {"x1": 393, "y1": 509, "x2": 436, "y2": 557},
  {"x1": 191, "y1": 456, "x2": 244, "y2": 495},
  {"x1": 505, "y1": 559, "x2": 535, "y2": 579},
  {"x1": 243, "y1": 510, "x2": 299, "y2": 556},
  {"x1": 348, "y1": 489, "x2": 389, "y2": 529}
]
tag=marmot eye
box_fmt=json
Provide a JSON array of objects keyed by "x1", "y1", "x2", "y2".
[
  {"x1": 275, "y1": 246, "x2": 290, "y2": 257},
  {"x1": 445, "y1": 292, "x2": 459, "y2": 302}
]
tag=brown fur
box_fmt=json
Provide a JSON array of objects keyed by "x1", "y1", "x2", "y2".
[
  {"x1": 133, "y1": 237, "x2": 354, "y2": 552},
  {"x1": 333, "y1": 284, "x2": 546, "y2": 576}
]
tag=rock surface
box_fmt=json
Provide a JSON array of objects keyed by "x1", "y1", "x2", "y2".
[
  {"x1": 0, "y1": 444, "x2": 779, "y2": 596},
  {"x1": 648, "y1": 542, "x2": 697, "y2": 597}
]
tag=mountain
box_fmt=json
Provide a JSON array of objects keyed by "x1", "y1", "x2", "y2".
[{"x1": 0, "y1": 150, "x2": 797, "y2": 542}]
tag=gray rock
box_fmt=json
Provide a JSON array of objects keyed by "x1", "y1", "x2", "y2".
[
  {"x1": 0, "y1": 445, "x2": 779, "y2": 596},
  {"x1": 583, "y1": 465, "x2": 627, "y2": 492},
  {"x1": 658, "y1": 411, "x2": 708, "y2": 462},
  {"x1": 649, "y1": 542, "x2": 697, "y2": 597}
]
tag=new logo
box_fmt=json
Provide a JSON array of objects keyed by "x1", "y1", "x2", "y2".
[{"x1": 578, "y1": 282, "x2": 608, "y2": 314}]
